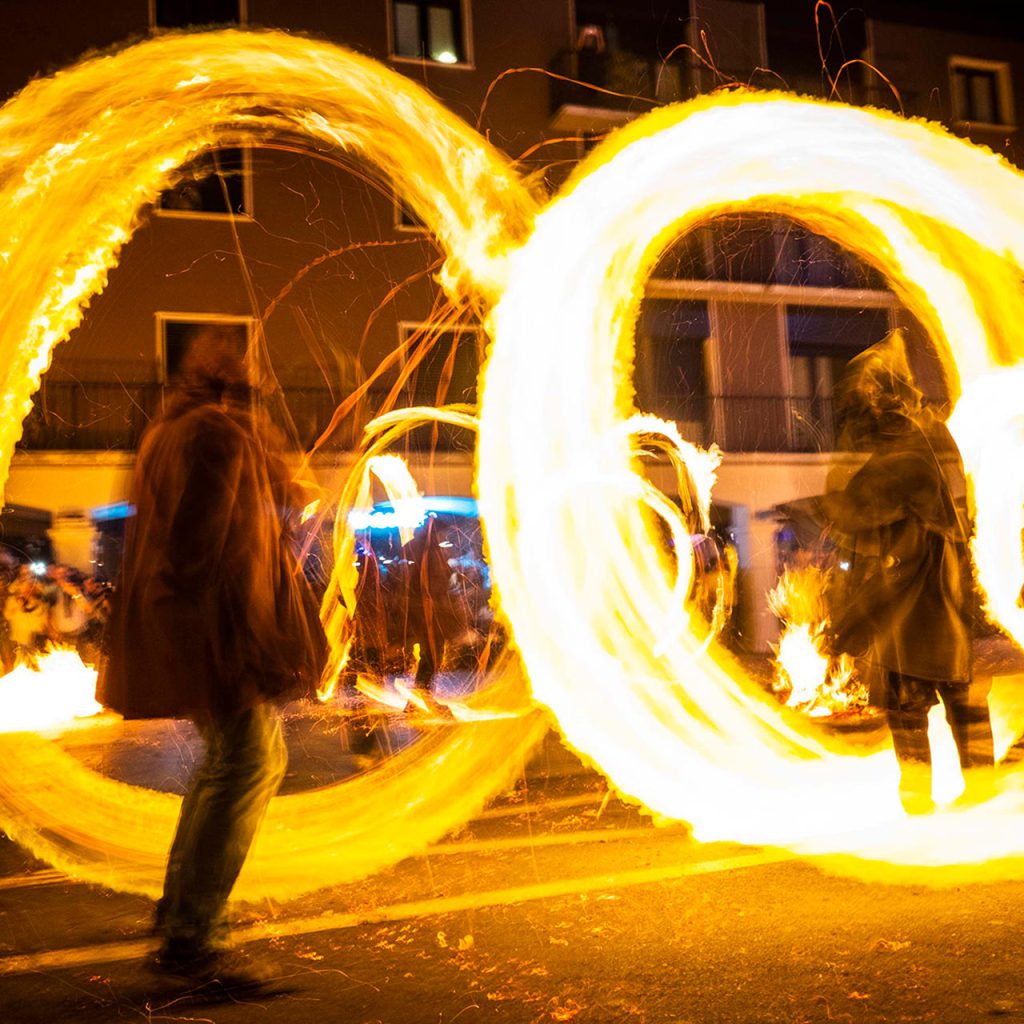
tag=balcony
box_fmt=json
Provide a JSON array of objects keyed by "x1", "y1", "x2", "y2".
[
  {"x1": 15, "y1": 381, "x2": 477, "y2": 454},
  {"x1": 644, "y1": 394, "x2": 844, "y2": 454},
  {"x1": 549, "y1": 48, "x2": 690, "y2": 132}
]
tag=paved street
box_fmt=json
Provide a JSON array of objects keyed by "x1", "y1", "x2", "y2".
[{"x1": 3, "y1": 704, "x2": 1024, "y2": 1024}]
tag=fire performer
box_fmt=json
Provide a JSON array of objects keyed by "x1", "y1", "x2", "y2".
[
  {"x1": 98, "y1": 325, "x2": 326, "y2": 985},
  {"x1": 821, "y1": 331, "x2": 992, "y2": 814}
]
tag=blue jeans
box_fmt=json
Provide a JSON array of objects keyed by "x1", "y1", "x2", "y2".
[{"x1": 156, "y1": 702, "x2": 287, "y2": 951}]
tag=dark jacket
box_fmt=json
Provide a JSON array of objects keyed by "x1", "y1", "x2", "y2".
[
  {"x1": 98, "y1": 390, "x2": 326, "y2": 719},
  {"x1": 823, "y1": 413, "x2": 972, "y2": 684}
]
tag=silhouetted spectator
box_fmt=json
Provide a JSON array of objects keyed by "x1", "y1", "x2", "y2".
[{"x1": 98, "y1": 325, "x2": 326, "y2": 988}]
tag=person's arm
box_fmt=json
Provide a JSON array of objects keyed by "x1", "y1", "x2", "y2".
[{"x1": 821, "y1": 450, "x2": 935, "y2": 533}]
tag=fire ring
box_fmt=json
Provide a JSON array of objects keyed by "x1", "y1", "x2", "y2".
[
  {"x1": 0, "y1": 30, "x2": 546, "y2": 900},
  {"x1": 479, "y1": 91, "x2": 1024, "y2": 874}
]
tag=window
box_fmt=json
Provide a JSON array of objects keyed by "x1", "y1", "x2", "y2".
[
  {"x1": 950, "y1": 57, "x2": 1014, "y2": 127},
  {"x1": 774, "y1": 223, "x2": 886, "y2": 290},
  {"x1": 787, "y1": 305, "x2": 892, "y2": 450},
  {"x1": 635, "y1": 300, "x2": 710, "y2": 440},
  {"x1": 392, "y1": 1, "x2": 468, "y2": 65},
  {"x1": 395, "y1": 199, "x2": 427, "y2": 233},
  {"x1": 158, "y1": 316, "x2": 251, "y2": 383},
  {"x1": 152, "y1": 0, "x2": 243, "y2": 29},
  {"x1": 158, "y1": 147, "x2": 252, "y2": 218}
]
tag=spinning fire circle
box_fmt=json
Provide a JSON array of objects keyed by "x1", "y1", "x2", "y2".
[
  {"x1": 5, "y1": 34, "x2": 1024, "y2": 895},
  {"x1": 0, "y1": 30, "x2": 546, "y2": 900},
  {"x1": 479, "y1": 90, "x2": 1024, "y2": 874}
]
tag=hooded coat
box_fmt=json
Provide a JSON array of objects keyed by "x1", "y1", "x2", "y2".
[
  {"x1": 97, "y1": 388, "x2": 327, "y2": 720},
  {"x1": 823, "y1": 335, "x2": 972, "y2": 684}
]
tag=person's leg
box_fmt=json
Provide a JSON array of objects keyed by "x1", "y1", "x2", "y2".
[
  {"x1": 886, "y1": 672, "x2": 938, "y2": 813},
  {"x1": 154, "y1": 718, "x2": 213, "y2": 937},
  {"x1": 939, "y1": 678, "x2": 995, "y2": 804},
  {"x1": 939, "y1": 679, "x2": 994, "y2": 769},
  {"x1": 158, "y1": 702, "x2": 287, "y2": 956}
]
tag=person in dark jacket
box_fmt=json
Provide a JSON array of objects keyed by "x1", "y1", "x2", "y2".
[
  {"x1": 98, "y1": 325, "x2": 326, "y2": 984},
  {"x1": 823, "y1": 331, "x2": 992, "y2": 814}
]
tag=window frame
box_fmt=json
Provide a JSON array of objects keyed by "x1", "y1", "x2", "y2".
[
  {"x1": 397, "y1": 321, "x2": 483, "y2": 407},
  {"x1": 387, "y1": 0, "x2": 474, "y2": 70},
  {"x1": 949, "y1": 55, "x2": 1015, "y2": 131},
  {"x1": 149, "y1": 0, "x2": 248, "y2": 30},
  {"x1": 154, "y1": 145, "x2": 255, "y2": 222},
  {"x1": 155, "y1": 312, "x2": 255, "y2": 386},
  {"x1": 393, "y1": 198, "x2": 429, "y2": 235}
]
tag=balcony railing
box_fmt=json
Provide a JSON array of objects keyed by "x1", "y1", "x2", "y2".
[
  {"x1": 15, "y1": 381, "x2": 479, "y2": 454},
  {"x1": 644, "y1": 394, "x2": 843, "y2": 454},
  {"x1": 18, "y1": 381, "x2": 162, "y2": 452},
  {"x1": 16, "y1": 383, "x2": 849, "y2": 456}
]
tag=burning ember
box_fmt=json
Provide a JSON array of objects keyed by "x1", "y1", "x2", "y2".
[{"x1": 768, "y1": 568, "x2": 867, "y2": 718}]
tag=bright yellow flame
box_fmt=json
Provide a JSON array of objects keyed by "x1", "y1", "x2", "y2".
[
  {"x1": 0, "y1": 648, "x2": 103, "y2": 733},
  {"x1": 0, "y1": 30, "x2": 545, "y2": 900},
  {"x1": 0, "y1": 28, "x2": 539, "y2": 493},
  {"x1": 769, "y1": 567, "x2": 867, "y2": 716},
  {"x1": 7, "y1": 37, "x2": 1024, "y2": 892},
  {"x1": 479, "y1": 89, "x2": 1024, "y2": 877}
]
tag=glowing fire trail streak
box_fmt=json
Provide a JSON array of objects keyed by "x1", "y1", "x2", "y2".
[
  {"x1": 6, "y1": 35, "x2": 1024, "y2": 891},
  {"x1": 0, "y1": 28, "x2": 539, "y2": 489},
  {"x1": 0, "y1": 30, "x2": 545, "y2": 900},
  {"x1": 479, "y1": 90, "x2": 1024, "y2": 877}
]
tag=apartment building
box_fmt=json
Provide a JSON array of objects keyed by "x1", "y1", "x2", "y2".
[{"x1": 1, "y1": 0, "x2": 1021, "y2": 648}]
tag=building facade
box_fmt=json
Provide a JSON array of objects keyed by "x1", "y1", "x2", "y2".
[{"x1": 2, "y1": 0, "x2": 1022, "y2": 648}]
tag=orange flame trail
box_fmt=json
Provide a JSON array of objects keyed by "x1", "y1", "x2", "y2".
[
  {"x1": 479, "y1": 90, "x2": 1024, "y2": 878},
  {"x1": 0, "y1": 30, "x2": 545, "y2": 900}
]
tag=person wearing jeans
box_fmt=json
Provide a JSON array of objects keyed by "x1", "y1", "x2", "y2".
[{"x1": 99, "y1": 325, "x2": 325, "y2": 986}]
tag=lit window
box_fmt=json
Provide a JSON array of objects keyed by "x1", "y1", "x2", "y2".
[
  {"x1": 152, "y1": 0, "x2": 242, "y2": 29},
  {"x1": 950, "y1": 57, "x2": 1013, "y2": 127},
  {"x1": 392, "y1": 1, "x2": 467, "y2": 64},
  {"x1": 158, "y1": 147, "x2": 251, "y2": 217}
]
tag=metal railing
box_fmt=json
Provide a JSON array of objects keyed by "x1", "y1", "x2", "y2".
[
  {"x1": 18, "y1": 384, "x2": 843, "y2": 456},
  {"x1": 18, "y1": 381, "x2": 162, "y2": 451},
  {"x1": 15, "y1": 381, "x2": 482, "y2": 454},
  {"x1": 642, "y1": 394, "x2": 842, "y2": 454}
]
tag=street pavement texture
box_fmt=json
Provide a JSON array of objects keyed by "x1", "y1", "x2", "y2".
[{"x1": 2, "y1": 720, "x2": 1024, "y2": 1023}]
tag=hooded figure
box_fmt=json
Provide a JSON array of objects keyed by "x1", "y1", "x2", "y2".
[
  {"x1": 822, "y1": 331, "x2": 991, "y2": 813},
  {"x1": 98, "y1": 326, "x2": 326, "y2": 985}
]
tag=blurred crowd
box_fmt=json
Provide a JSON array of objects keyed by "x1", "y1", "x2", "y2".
[{"x1": 0, "y1": 562, "x2": 112, "y2": 672}]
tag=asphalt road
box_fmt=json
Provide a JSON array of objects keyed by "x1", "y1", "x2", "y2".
[{"x1": 2, "y1": 709, "x2": 1024, "y2": 1024}]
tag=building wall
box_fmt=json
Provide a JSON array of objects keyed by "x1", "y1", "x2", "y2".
[
  {"x1": 866, "y1": 17, "x2": 1024, "y2": 162},
  {"x1": 2, "y1": 0, "x2": 1015, "y2": 650}
]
